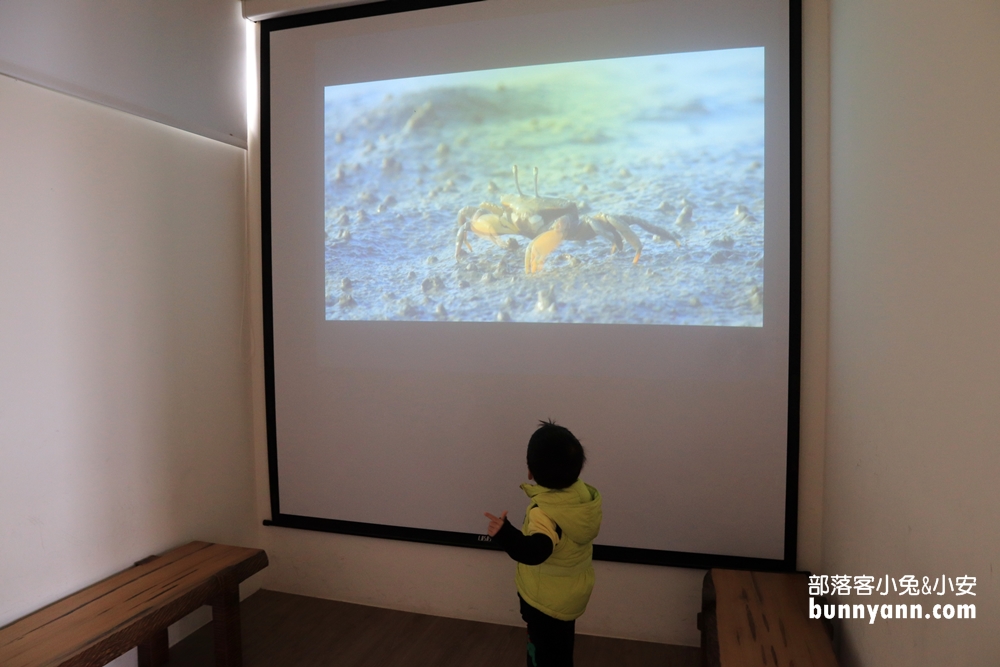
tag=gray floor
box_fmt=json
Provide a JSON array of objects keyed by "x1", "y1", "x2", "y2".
[{"x1": 166, "y1": 590, "x2": 700, "y2": 667}]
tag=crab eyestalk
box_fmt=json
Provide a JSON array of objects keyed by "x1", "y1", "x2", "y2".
[
  {"x1": 533, "y1": 166, "x2": 539, "y2": 198},
  {"x1": 513, "y1": 164, "x2": 524, "y2": 197}
]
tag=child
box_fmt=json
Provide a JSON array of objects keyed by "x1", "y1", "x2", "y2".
[{"x1": 484, "y1": 420, "x2": 603, "y2": 667}]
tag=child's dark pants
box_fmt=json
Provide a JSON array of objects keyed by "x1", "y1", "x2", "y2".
[{"x1": 519, "y1": 595, "x2": 575, "y2": 667}]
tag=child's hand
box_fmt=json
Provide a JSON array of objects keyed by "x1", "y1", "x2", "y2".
[{"x1": 484, "y1": 511, "x2": 508, "y2": 537}]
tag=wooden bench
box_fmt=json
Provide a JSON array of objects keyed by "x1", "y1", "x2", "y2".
[
  {"x1": 0, "y1": 541, "x2": 268, "y2": 667},
  {"x1": 698, "y1": 568, "x2": 838, "y2": 667}
]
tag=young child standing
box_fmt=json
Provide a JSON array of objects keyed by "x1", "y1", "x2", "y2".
[{"x1": 485, "y1": 420, "x2": 603, "y2": 667}]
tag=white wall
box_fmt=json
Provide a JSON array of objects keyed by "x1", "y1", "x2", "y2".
[
  {"x1": 1, "y1": 2, "x2": 254, "y2": 661},
  {"x1": 824, "y1": 1, "x2": 1000, "y2": 665},
  {"x1": 246, "y1": 0, "x2": 832, "y2": 646},
  {"x1": 0, "y1": 0, "x2": 247, "y2": 146},
  {"x1": 256, "y1": 525, "x2": 707, "y2": 644},
  {"x1": 0, "y1": 73, "x2": 255, "y2": 665},
  {"x1": 0, "y1": 0, "x2": 835, "y2": 658},
  {"x1": 8, "y1": 0, "x2": 997, "y2": 660}
]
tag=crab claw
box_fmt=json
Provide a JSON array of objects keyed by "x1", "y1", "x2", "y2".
[
  {"x1": 470, "y1": 211, "x2": 521, "y2": 240},
  {"x1": 525, "y1": 215, "x2": 572, "y2": 274}
]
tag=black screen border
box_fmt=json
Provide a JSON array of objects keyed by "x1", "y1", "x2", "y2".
[{"x1": 259, "y1": 0, "x2": 803, "y2": 572}]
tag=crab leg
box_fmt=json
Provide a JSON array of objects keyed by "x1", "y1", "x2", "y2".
[
  {"x1": 593, "y1": 213, "x2": 643, "y2": 263},
  {"x1": 584, "y1": 215, "x2": 624, "y2": 255},
  {"x1": 454, "y1": 206, "x2": 478, "y2": 258},
  {"x1": 455, "y1": 223, "x2": 473, "y2": 259},
  {"x1": 618, "y1": 214, "x2": 682, "y2": 247}
]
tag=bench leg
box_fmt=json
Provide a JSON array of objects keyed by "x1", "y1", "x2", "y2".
[
  {"x1": 212, "y1": 584, "x2": 242, "y2": 667},
  {"x1": 137, "y1": 628, "x2": 169, "y2": 667}
]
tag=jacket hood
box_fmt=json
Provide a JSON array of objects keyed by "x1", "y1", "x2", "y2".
[{"x1": 521, "y1": 479, "x2": 602, "y2": 544}]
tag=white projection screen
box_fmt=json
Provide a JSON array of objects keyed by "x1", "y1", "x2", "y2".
[{"x1": 262, "y1": 0, "x2": 802, "y2": 569}]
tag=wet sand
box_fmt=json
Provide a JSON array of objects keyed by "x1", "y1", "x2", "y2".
[{"x1": 323, "y1": 49, "x2": 765, "y2": 326}]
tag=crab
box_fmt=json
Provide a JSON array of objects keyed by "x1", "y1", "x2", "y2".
[{"x1": 455, "y1": 165, "x2": 681, "y2": 273}]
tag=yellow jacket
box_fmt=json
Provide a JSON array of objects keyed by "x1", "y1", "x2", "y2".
[{"x1": 515, "y1": 479, "x2": 603, "y2": 621}]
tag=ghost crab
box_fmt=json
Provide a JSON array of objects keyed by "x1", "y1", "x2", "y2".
[{"x1": 456, "y1": 165, "x2": 680, "y2": 274}]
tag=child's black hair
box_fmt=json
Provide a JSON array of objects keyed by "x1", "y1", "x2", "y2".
[{"x1": 527, "y1": 420, "x2": 586, "y2": 490}]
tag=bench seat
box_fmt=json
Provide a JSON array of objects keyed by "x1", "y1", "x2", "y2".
[
  {"x1": 699, "y1": 568, "x2": 838, "y2": 667},
  {"x1": 0, "y1": 541, "x2": 268, "y2": 667}
]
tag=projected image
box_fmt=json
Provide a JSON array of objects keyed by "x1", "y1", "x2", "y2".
[{"x1": 324, "y1": 48, "x2": 764, "y2": 325}]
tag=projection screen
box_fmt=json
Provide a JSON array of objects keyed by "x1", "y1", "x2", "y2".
[{"x1": 262, "y1": 0, "x2": 801, "y2": 569}]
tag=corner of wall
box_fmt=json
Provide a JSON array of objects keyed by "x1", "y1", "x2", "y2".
[{"x1": 796, "y1": 0, "x2": 831, "y2": 575}]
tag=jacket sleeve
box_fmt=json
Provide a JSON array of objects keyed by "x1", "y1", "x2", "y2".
[{"x1": 492, "y1": 518, "x2": 553, "y2": 566}]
